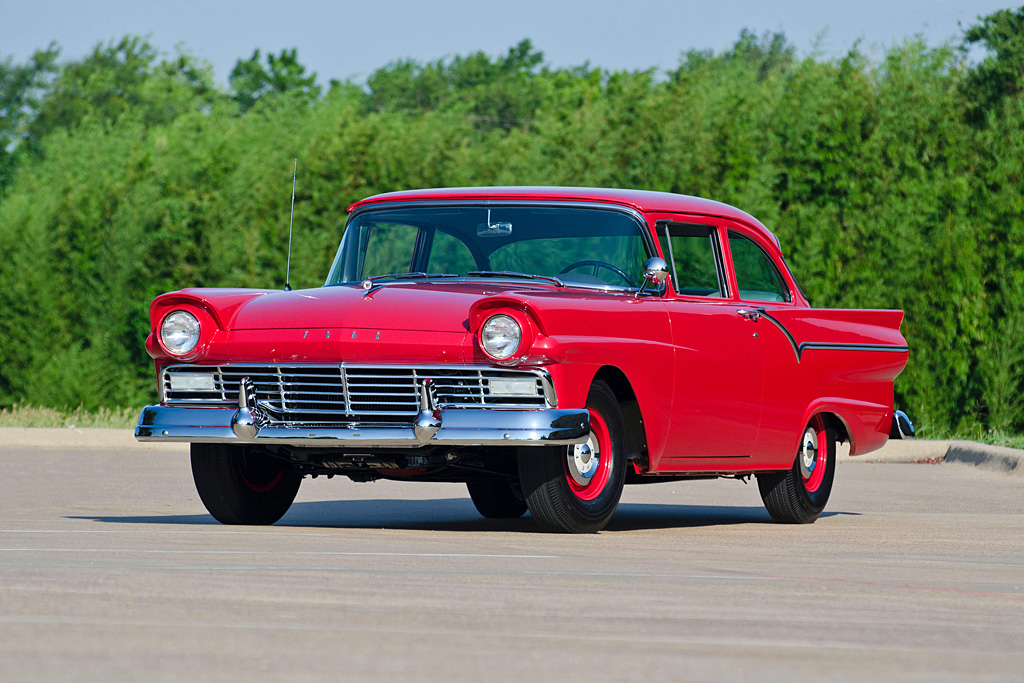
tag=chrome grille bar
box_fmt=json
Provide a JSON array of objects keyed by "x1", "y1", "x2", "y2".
[{"x1": 162, "y1": 364, "x2": 554, "y2": 426}]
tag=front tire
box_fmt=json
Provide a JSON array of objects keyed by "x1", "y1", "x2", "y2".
[
  {"x1": 756, "y1": 415, "x2": 836, "y2": 524},
  {"x1": 191, "y1": 444, "x2": 302, "y2": 525},
  {"x1": 466, "y1": 480, "x2": 528, "y2": 518},
  {"x1": 518, "y1": 380, "x2": 627, "y2": 533}
]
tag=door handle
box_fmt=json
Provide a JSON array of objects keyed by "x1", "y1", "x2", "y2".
[{"x1": 737, "y1": 308, "x2": 764, "y2": 321}]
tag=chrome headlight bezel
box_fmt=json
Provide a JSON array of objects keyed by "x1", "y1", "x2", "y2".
[
  {"x1": 480, "y1": 314, "x2": 522, "y2": 360},
  {"x1": 160, "y1": 310, "x2": 201, "y2": 356}
]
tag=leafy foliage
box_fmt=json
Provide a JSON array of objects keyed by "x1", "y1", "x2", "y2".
[
  {"x1": 0, "y1": 43, "x2": 59, "y2": 189},
  {"x1": 1, "y1": 11, "x2": 1023, "y2": 439},
  {"x1": 230, "y1": 48, "x2": 320, "y2": 113}
]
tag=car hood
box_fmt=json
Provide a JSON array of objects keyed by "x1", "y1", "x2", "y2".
[{"x1": 227, "y1": 283, "x2": 493, "y2": 332}]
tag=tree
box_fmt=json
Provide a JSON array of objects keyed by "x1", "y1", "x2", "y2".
[
  {"x1": 26, "y1": 36, "x2": 219, "y2": 146},
  {"x1": 229, "y1": 48, "x2": 320, "y2": 113},
  {"x1": 365, "y1": 39, "x2": 546, "y2": 130},
  {"x1": 0, "y1": 44, "x2": 59, "y2": 190},
  {"x1": 962, "y1": 7, "x2": 1024, "y2": 119}
]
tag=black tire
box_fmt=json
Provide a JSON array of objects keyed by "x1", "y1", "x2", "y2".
[
  {"x1": 756, "y1": 415, "x2": 836, "y2": 524},
  {"x1": 517, "y1": 380, "x2": 627, "y2": 533},
  {"x1": 191, "y1": 443, "x2": 302, "y2": 525},
  {"x1": 466, "y1": 480, "x2": 528, "y2": 518}
]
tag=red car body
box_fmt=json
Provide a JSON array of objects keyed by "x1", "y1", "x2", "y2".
[{"x1": 136, "y1": 187, "x2": 910, "y2": 531}]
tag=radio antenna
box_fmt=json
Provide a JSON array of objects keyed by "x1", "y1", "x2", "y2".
[{"x1": 284, "y1": 158, "x2": 297, "y2": 291}]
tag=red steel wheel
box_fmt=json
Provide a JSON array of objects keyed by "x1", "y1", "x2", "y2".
[
  {"x1": 565, "y1": 408, "x2": 614, "y2": 501},
  {"x1": 799, "y1": 415, "x2": 828, "y2": 494}
]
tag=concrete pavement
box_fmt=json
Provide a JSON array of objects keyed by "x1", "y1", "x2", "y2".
[{"x1": 0, "y1": 437, "x2": 1021, "y2": 681}]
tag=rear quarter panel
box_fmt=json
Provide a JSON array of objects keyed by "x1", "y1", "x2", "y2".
[{"x1": 757, "y1": 308, "x2": 909, "y2": 463}]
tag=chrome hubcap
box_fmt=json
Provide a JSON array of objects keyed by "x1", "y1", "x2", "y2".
[
  {"x1": 799, "y1": 427, "x2": 818, "y2": 479},
  {"x1": 567, "y1": 436, "x2": 600, "y2": 486}
]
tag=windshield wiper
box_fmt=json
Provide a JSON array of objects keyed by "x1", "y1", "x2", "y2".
[
  {"x1": 466, "y1": 271, "x2": 565, "y2": 288},
  {"x1": 360, "y1": 272, "x2": 461, "y2": 289}
]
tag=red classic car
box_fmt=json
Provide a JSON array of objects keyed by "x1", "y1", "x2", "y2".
[{"x1": 136, "y1": 187, "x2": 912, "y2": 532}]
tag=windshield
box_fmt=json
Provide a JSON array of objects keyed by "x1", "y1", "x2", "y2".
[{"x1": 326, "y1": 205, "x2": 651, "y2": 289}]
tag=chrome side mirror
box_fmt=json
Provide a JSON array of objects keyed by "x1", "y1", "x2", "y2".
[{"x1": 636, "y1": 257, "x2": 669, "y2": 297}]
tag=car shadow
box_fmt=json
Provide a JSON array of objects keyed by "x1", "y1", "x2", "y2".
[{"x1": 68, "y1": 499, "x2": 857, "y2": 532}]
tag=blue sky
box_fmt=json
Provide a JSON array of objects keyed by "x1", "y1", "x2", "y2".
[{"x1": 0, "y1": 0, "x2": 1015, "y2": 84}]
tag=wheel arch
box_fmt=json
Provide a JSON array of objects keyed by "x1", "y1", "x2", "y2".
[
  {"x1": 799, "y1": 402, "x2": 853, "y2": 453},
  {"x1": 592, "y1": 365, "x2": 648, "y2": 469},
  {"x1": 819, "y1": 412, "x2": 850, "y2": 445}
]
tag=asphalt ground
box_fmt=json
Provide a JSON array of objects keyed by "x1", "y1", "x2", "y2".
[{"x1": 0, "y1": 435, "x2": 1021, "y2": 681}]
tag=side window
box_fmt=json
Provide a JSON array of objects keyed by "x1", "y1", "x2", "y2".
[
  {"x1": 729, "y1": 231, "x2": 790, "y2": 302},
  {"x1": 427, "y1": 230, "x2": 476, "y2": 274},
  {"x1": 662, "y1": 223, "x2": 726, "y2": 297}
]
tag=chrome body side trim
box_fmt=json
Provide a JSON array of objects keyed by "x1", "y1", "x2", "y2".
[
  {"x1": 799, "y1": 343, "x2": 911, "y2": 356},
  {"x1": 754, "y1": 309, "x2": 909, "y2": 363},
  {"x1": 136, "y1": 404, "x2": 590, "y2": 448}
]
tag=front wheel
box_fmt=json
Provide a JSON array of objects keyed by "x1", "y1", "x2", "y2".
[
  {"x1": 191, "y1": 443, "x2": 302, "y2": 525},
  {"x1": 756, "y1": 415, "x2": 836, "y2": 524},
  {"x1": 517, "y1": 380, "x2": 627, "y2": 533},
  {"x1": 466, "y1": 480, "x2": 528, "y2": 518}
]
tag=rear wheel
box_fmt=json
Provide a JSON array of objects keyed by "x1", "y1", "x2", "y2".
[
  {"x1": 756, "y1": 415, "x2": 836, "y2": 524},
  {"x1": 518, "y1": 381, "x2": 627, "y2": 533},
  {"x1": 191, "y1": 443, "x2": 301, "y2": 525},
  {"x1": 466, "y1": 480, "x2": 528, "y2": 518}
]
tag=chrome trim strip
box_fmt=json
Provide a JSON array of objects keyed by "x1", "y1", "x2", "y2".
[
  {"x1": 756, "y1": 309, "x2": 799, "y2": 359},
  {"x1": 135, "y1": 404, "x2": 589, "y2": 448},
  {"x1": 162, "y1": 363, "x2": 557, "y2": 415},
  {"x1": 800, "y1": 343, "x2": 910, "y2": 356},
  {"x1": 756, "y1": 310, "x2": 908, "y2": 363}
]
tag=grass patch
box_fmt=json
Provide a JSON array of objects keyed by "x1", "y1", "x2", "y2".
[
  {"x1": 0, "y1": 404, "x2": 137, "y2": 429},
  {"x1": 921, "y1": 426, "x2": 1024, "y2": 450}
]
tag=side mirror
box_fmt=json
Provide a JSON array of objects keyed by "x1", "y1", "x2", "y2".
[{"x1": 636, "y1": 257, "x2": 669, "y2": 297}]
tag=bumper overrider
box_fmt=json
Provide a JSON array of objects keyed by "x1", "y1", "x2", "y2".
[{"x1": 136, "y1": 377, "x2": 590, "y2": 448}]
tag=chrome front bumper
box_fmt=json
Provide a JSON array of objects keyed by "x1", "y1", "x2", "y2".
[{"x1": 135, "y1": 404, "x2": 590, "y2": 448}]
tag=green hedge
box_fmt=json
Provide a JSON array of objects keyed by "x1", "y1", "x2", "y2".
[{"x1": 1, "y1": 16, "x2": 1023, "y2": 438}]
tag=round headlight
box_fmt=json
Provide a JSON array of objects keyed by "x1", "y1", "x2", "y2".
[
  {"x1": 161, "y1": 310, "x2": 201, "y2": 355},
  {"x1": 481, "y1": 314, "x2": 521, "y2": 360}
]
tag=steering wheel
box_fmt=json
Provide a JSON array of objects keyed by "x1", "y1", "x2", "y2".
[{"x1": 559, "y1": 260, "x2": 636, "y2": 287}]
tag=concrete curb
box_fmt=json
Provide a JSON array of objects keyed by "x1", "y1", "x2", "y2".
[
  {"x1": 838, "y1": 439, "x2": 950, "y2": 464},
  {"x1": 944, "y1": 440, "x2": 1024, "y2": 478},
  {"x1": 839, "y1": 438, "x2": 1024, "y2": 480}
]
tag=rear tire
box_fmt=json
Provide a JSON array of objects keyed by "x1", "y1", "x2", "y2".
[
  {"x1": 518, "y1": 380, "x2": 627, "y2": 533},
  {"x1": 756, "y1": 415, "x2": 835, "y2": 524},
  {"x1": 191, "y1": 443, "x2": 301, "y2": 525},
  {"x1": 466, "y1": 480, "x2": 528, "y2": 518}
]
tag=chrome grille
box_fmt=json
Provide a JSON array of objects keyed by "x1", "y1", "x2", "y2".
[{"x1": 162, "y1": 364, "x2": 551, "y2": 426}]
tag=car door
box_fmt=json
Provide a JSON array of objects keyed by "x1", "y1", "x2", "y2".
[
  {"x1": 724, "y1": 227, "x2": 806, "y2": 465},
  {"x1": 654, "y1": 218, "x2": 764, "y2": 469}
]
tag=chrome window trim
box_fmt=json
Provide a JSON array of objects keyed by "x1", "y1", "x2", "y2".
[
  {"x1": 657, "y1": 220, "x2": 729, "y2": 299},
  {"x1": 327, "y1": 200, "x2": 656, "y2": 291},
  {"x1": 728, "y1": 229, "x2": 792, "y2": 304}
]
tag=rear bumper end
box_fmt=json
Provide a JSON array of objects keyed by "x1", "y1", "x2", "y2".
[
  {"x1": 135, "y1": 404, "x2": 590, "y2": 448},
  {"x1": 889, "y1": 409, "x2": 915, "y2": 439}
]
